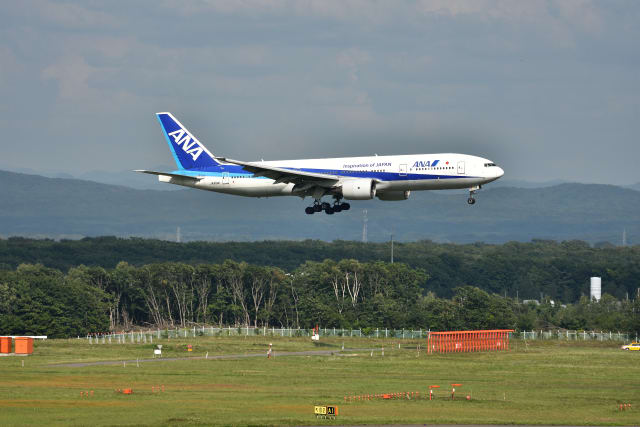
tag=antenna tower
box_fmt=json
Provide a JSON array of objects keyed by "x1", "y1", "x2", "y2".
[
  {"x1": 390, "y1": 231, "x2": 394, "y2": 263},
  {"x1": 362, "y1": 210, "x2": 368, "y2": 243}
]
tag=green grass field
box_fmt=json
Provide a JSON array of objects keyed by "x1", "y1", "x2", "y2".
[{"x1": 0, "y1": 336, "x2": 638, "y2": 426}]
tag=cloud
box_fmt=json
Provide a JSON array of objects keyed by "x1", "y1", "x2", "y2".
[
  {"x1": 10, "y1": 0, "x2": 119, "y2": 30},
  {"x1": 160, "y1": 0, "x2": 606, "y2": 33},
  {"x1": 336, "y1": 48, "x2": 371, "y2": 83},
  {"x1": 42, "y1": 56, "x2": 95, "y2": 100},
  {"x1": 0, "y1": 46, "x2": 24, "y2": 89},
  {"x1": 0, "y1": 1, "x2": 638, "y2": 185}
]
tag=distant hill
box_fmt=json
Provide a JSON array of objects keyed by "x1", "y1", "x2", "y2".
[
  {"x1": 0, "y1": 165, "x2": 179, "y2": 190},
  {"x1": 490, "y1": 178, "x2": 569, "y2": 188},
  {"x1": 627, "y1": 182, "x2": 640, "y2": 192},
  {"x1": 0, "y1": 170, "x2": 638, "y2": 243}
]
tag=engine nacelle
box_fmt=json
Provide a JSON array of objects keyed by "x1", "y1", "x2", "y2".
[
  {"x1": 341, "y1": 179, "x2": 376, "y2": 200},
  {"x1": 376, "y1": 190, "x2": 410, "y2": 201}
]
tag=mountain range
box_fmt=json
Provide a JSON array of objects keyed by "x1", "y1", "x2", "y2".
[{"x1": 1, "y1": 169, "x2": 638, "y2": 244}]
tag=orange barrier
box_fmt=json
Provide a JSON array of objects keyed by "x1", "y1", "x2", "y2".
[
  {"x1": 14, "y1": 337, "x2": 33, "y2": 354},
  {"x1": 343, "y1": 386, "x2": 476, "y2": 403},
  {"x1": 427, "y1": 330, "x2": 513, "y2": 354},
  {"x1": 345, "y1": 391, "x2": 423, "y2": 402},
  {"x1": 0, "y1": 337, "x2": 11, "y2": 353}
]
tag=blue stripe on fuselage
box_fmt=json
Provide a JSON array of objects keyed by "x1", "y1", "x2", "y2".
[{"x1": 172, "y1": 165, "x2": 476, "y2": 181}]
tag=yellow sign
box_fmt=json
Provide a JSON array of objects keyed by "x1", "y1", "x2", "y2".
[{"x1": 314, "y1": 406, "x2": 338, "y2": 418}]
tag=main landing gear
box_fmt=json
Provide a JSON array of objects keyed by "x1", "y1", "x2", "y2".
[{"x1": 305, "y1": 200, "x2": 351, "y2": 215}]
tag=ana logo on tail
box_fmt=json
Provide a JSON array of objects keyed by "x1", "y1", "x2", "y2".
[{"x1": 168, "y1": 129, "x2": 203, "y2": 161}]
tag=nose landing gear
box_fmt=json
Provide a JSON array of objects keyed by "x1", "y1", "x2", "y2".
[{"x1": 467, "y1": 185, "x2": 481, "y2": 205}]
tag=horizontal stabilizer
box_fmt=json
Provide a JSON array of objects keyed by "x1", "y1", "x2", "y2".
[{"x1": 134, "y1": 170, "x2": 201, "y2": 181}]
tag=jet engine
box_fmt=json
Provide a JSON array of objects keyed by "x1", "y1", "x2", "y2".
[
  {"x1": 376, "y1": 190, "x2": 410, "y2": 201},
  {"x1": 341, "y1": 179, "x2": 376, "y2": 200}
]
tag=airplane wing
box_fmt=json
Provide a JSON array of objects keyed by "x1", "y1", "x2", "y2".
[
  {"x1": 216, "y1": 158, "x2": 340, "y2": 187},
  {"x1": 134, "y1": 170, "x2": 202, "y2": 181}
]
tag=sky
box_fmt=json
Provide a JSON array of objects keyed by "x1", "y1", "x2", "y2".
[{"x1": 1, "y1": 0, "x2": 639, "y2": 185}]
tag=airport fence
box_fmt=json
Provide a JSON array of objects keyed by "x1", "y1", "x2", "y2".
[
  {"x1": 85, "y1": 327, "x2": 429, "y2": 344},
  {"x1": 83, "y1": 327, "x2": 636, "y2": 344},
  {"x1": 518, "y1": 330, "x2": 633, "y2": 342}
]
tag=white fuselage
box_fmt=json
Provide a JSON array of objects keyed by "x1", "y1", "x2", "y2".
[{"x1": 161, "y1": 153, "x2": 504, "y2": 198}]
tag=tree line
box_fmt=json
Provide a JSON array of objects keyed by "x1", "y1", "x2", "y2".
[
  {"x1": 1, "y1": 260, "x2": 638, "y2": 338},
  {"x1": 1, "y1": 237, "x2": 640, "y2": 303}
]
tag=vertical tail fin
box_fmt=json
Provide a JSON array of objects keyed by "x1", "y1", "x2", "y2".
[{"x1": 156, "y1": 112, "x2": 219, "y2": 170}]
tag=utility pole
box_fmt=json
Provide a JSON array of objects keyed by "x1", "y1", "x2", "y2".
[
  {"x1": 622, "y1": 228, "x2": 627, "y2": 246},
  {"x1": 176, "y1": 226, "x2": 181, "y2": 243},
  {"x1": 362, "y1": 210, "x2": 368, "y2": 243},
  {"x1": 390, "y1": 232, "x2": 394, "y2": 264}
]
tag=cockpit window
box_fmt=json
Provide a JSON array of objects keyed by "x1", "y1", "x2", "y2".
[{"x1": 484, "y1": 163, "x2": 497, "y2": 167}]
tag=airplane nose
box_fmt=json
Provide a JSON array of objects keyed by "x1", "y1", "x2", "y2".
[{"x1": 495, "y1": 167, "x2": 504, "y2": 178}]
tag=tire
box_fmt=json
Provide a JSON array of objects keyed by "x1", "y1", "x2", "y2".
[
  {"x1": 325, "y1": 207, "x2": 334, "y2": 215},
  {"x1": 305, "y1": 207, "x2": 315, "y2": 215},
  {"x1": 467, "y1": 198, "x2": 475, "y2": 205},
  {"x1": 313, "y1": 204, "x2": 322, "y2": 212},
  {"x1": 321, "y1": 202, "x2": 331, "y2": 210},
  {"x1": 341, "y1": 202, "x2": 351, "y2": 210},
  {"x1": 333, "y1": 204, "x2": 342, "y2": 212}
]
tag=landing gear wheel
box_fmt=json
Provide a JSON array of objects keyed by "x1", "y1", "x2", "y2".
[
  {"x1": 467, "y1": 185, "x2": 480, "y2": 205},
  {"x1": 305, "y1": 207, "x2": 315, "y2": 215},
  {"x1": 313, "y1": 204, "x2": 322, "y2": 212},
  {"x1": 341, "y1": 202, "x2": 351, "y2": 211},
  {"x1": 333, "y1": 204, "x2": 342, "y2": 212},
  {"x1": 321, "y1": 202, "x2": 331, "y2": 211},
  {"x1": 325, "y1": 206, "x2": 334, "y2": 215}
]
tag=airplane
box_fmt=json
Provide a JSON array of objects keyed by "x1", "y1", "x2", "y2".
[{"x1": 136, "y1": 112, "x2": 504, "y2": 214}]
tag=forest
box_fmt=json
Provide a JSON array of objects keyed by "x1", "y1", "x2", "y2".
[
  {"x1": 2, "y1": 237, "x2": 640, "y2": 300},
  {"x1": 1, "y1": 258, "x2": 638, "y2": 338}
]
